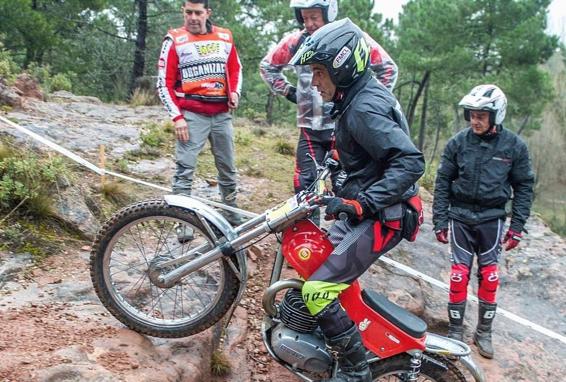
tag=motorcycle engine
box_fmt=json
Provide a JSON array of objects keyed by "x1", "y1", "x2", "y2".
[{"x1": 270, "y1": 289, "x2": 332, "y2": 373}]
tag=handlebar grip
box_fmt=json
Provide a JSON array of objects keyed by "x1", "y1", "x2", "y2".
[{"x1": 338, "y1": 212, "x2": 349, "y2": 221}]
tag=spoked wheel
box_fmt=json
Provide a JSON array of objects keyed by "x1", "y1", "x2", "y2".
[
  {"x1": 371, "y1": 354, "x2": 467, "y2": 382},
  {"x1": 90, "y1": 199, "x2": 239, "y2": 338}
]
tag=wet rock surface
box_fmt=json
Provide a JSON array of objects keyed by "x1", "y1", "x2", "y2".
[{"x1": 0, "y1": 93, "x2": 565, "y2": 381}]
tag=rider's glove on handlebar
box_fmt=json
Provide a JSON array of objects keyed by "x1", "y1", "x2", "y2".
[
  {"x1": 503, "y1": 229, "x2": 522, "y2": 251},
  {"x1": 285, "y1": 85, "x2": 297, "y2": 104},
  {"x1": 435, "y1": 228, "x2": 449, "y2": 244},
  {"x1": 324, "y1": 197, "x2": 364, "y2": 221}
]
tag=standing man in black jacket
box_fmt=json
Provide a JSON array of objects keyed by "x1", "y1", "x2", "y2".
[
  {"x1": 290, "y1": 19, "x2": 425, "y2": 382},
  {"x1": 432, "y1": 84, "x2": 535, "y2": 359}
]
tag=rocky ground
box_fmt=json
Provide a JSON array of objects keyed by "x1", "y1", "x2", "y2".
[{"x1": 1, "y1": 92, "x2": 565, "y2": 381}]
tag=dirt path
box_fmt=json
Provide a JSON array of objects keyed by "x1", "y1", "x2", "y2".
[{"x1": 0, "y1": 244, "x2": 214, "y2": 382}]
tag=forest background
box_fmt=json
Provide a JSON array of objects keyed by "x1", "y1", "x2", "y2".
[{"x1": 1, "y1": 0, "x2": 565, "y2": 235}]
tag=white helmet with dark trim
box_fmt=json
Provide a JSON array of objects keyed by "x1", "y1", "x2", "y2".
[
  {"x1": 289, "y1": 18, "x2": 370, "y2": 89},
  {"x1": 290, "y1": 0, "x2": 338, "y2": 24},
  {"x1": 459, "y1": 84, "x2": 507, "y2": 126}
]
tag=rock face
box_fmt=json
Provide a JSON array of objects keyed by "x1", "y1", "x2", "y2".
[
  {"x1": 52, "y1": 184, "x2": 100, "y2": 239},
  {"x1": 13, "y1": 74, "x2": 44, "y2": 101},
  {"x1": 0, "y1": 78, "x2": 23, "y2": 108}
]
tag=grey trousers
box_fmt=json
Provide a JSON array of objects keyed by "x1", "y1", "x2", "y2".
[{"x1": 172, "y1": 111, "x2": 238, "y2": 196}]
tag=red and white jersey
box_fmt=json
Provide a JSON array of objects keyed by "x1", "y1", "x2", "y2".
[
  {"x1": 157, "y1": 25, "x2": 242, "y2": 121},
  {"x1": 260, "y1": 29, "x2": 398, "y2": 131}
]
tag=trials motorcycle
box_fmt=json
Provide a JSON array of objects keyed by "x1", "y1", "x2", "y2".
[{"x1": 90, "y1": 156, "x2": 485, "y2": 382}]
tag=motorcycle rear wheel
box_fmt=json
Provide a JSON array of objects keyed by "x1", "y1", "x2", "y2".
[
  {"x1": 371, "y1": 354, "x2": 467, "y2": 382},
  {"x1": 90, "y1": 199, "x2": 239, "y2": 338}
]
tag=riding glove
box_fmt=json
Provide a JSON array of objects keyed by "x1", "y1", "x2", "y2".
[
  {"x1": 324, "y1": 197, "x2": 364, "y2": 221},
  {"x1": 435, "y1": 228, "x2": 449, "y2": 244},
  {"x1": 503, "y1": 229, "x2": 522, "y2": 251}
]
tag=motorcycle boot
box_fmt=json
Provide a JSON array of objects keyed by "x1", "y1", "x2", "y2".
[
  {"x1": 316, "y1": 300, "x2": 371, "y2": 382},
  {"x1": 474, "y1": 301, "x2": 497, "y2": 358},
  {"x1": 447, "y1": 302, "x2": 466, "y2": 341},
  {"x1": 174, "y1": 191, "x2": 194, "y2": 243},
  {"x1": 219, "y1": 186, "x2": 247, "y2": 226},
  {"x1": 175, "y1": 223, "x2": 194, "y2": 243}
]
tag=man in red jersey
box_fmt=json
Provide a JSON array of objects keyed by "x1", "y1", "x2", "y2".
[
  {"x1": 260, "y1": 0, "x2": 398, "y2": 223},
  {"x1": 157, "y1": 0, "x2": 244, "y2": 239}
]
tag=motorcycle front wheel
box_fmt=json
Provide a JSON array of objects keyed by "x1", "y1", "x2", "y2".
[
  {"x1": 90, "y1": 199, "x2": 239, "y2": 338},
  {"x1": 371, "y1": 354, "x2": 467, "y2": 382}
]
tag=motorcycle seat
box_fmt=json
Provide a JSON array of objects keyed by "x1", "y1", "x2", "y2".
[{"x1": 361, "y1": 290, "x2": 427, "y2": 338}]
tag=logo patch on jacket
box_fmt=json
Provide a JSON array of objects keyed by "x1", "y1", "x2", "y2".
[
  {"x1": 196, "y1": 42, "x2": 220, "y2": 56},
  {"x1": 218, "y1": 32, "x2": 230, "y2": 41}
]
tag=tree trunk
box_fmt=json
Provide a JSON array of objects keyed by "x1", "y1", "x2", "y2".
[
  {"x1": 417, "y1": 79, "x2": 430, "y2": 151},
  {"x1": 453, "y1": 104, "x2": 462, "y2": 134},
  {"x1": 407, "y1": 71, "x2": 430, "y2": 130},
  {"x1": 516, "y1": 115, "x2": 530, "y2": 136},
  {"x1": 266, "y1": 92, "x2": 274, "y2": 125},
  {"x1": 129, "y1": 0, "x2": 148, "y2": 97},
  {"x1": 431, "y1": 114, "x2": 442, "y2": 162}
]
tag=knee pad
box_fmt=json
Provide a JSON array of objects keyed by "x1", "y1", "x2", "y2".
[
  {"x1": 478, "y1": 264, "x2": 499, "y2": 303},
  {"x1": 449, "y1": 263, "x2": 470, "y2": 303},
  {"x1": 302, "y1": 280, "x2": 348, "y2": 316}
]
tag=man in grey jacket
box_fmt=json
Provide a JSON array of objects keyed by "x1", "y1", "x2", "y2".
[
  {"x1": 432, "y1": 84, "x2": 535, "y2": 358},
  {"x1": 290, "y1": 19, "x2": 424, "y2": 382}
]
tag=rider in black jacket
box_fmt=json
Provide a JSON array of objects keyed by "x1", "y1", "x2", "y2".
[
  {"x1": 432, "y1": 84, "x2": 534, "y2": 359},
  {"x1": 290, "y1": 19, "x2": 425, "y2": 382}
]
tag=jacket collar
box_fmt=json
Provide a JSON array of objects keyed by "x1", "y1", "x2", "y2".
[{"x1": 330, "y1": 71, "x2": 372, "y2": 120}]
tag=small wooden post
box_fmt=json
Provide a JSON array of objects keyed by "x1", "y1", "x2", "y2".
[{"x1": 99, "y1": 144, "x2": 106, "y2": 187}]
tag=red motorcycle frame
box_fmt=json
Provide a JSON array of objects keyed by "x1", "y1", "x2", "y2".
[{"x1": 282, "y1": 219, "x2": 426, "y2": 359}]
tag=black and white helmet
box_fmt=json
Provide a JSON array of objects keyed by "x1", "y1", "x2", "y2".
[
  {"x1": 289, "y1": 18, "x2": 370, "y2": 89},
  {"x1": 290, "y1": 0, "x2": 338, "y2": 24},
  {"x1": 459, "y1": 84, "x2": 507, "y2": 126}
]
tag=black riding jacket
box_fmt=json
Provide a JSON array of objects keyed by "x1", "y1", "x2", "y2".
[
  {"x1": 432, "y1": 125, "x2": 534, "y2": 232},
  {"x1": 332, "y1": 72, "x2": 425, "y2": 218}
]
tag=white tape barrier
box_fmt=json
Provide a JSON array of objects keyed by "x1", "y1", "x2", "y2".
[
  {"x1": 0, "y1": 116, "x2": 256, "y2": 218},
  {"x1": 1, "y1": 115, "x2": 565, "y2": 345},
  {"x1": 379, "y1": 256, "x2": 566, "y2": 345}
]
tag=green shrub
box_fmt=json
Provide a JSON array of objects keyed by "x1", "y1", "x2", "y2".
[
  {"x1": 27, "y1": 62, "x2": 51, "y2": 85},
  {"x1": 0, "y1": 148, "x2": 67, "y2": 218},
  {"x1": 49, "y1": 73, "x2": 73, "y2": 92},
  {"x1": 419, "y1": 160, "x2": 439, "y2": 191},
  {"x1": 140, "y1": 122, "x2": 170, "y2": 148},
  {"x1": 234, "y1": 130, "x2": 252, "y2": 146},
  {"x1": 0, "y1": 40, "x2": 19, "y2": 83},
  {"x1": 273, "y1": 139, "x2": 294, "y2": 156},
  {"x1": 26, "y1": 63, "x2": 76, "y2": 93}
]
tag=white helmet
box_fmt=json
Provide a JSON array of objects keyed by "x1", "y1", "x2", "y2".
[
  {"x1": 459, "y1": 84, "x2": 507, "y2": 126},
  {"x1": 290, "y1": 0, "x2": 338, "y2": 24}
]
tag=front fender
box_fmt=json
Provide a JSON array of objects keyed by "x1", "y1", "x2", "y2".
[
  {"x1": 164, "y1": 194, "x2": 248, "y2": 285},
  {"x1": 164, "y1": 194, "x2": 237, "y2": 241}
]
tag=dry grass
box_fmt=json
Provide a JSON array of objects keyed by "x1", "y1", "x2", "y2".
[
  {"x1": 100, "y1": 180, "x2": 132, "y2": 206},
  {"x1": 130, "y1": 88, "x2": 160, "y2": 107},
  {"x1": 210, "y1": 350, "x2": 231, "y2": 376}
]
